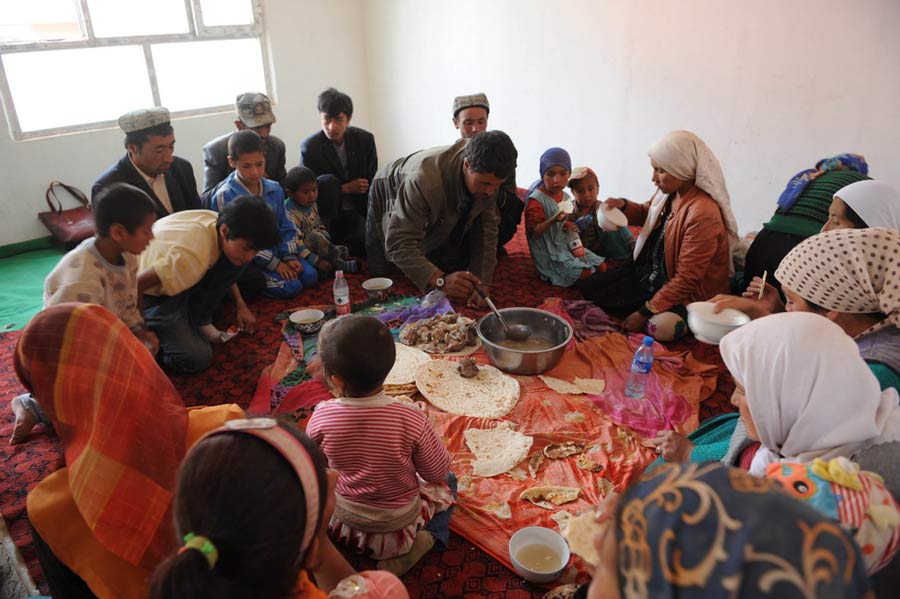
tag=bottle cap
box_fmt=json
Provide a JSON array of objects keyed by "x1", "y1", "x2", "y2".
[
  {"x1": 335, "y1": 270, "x2": 344, "y2": 277},
  {"x1": 642, "y1": 335, "x2": 654, "y2": 346}
]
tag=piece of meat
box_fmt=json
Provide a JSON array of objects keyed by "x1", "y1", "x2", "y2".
[{"x1": 457, "y1": 358, "x2": 480, "y2": 378}]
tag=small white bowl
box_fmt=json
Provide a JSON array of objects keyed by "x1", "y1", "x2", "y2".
[
  {"x1": 596, "y1": 205, "x2": 627, "y2": 231},
  {"x1": 508, "y1": 526, "x2": 571, "y2": 584},
  {"x1": 362, "y1": 277, "x2": 393, "y2": 301},
  {"x1": 687, "y1": 301, "x2": 750, "y2": 345},
  {"x1": 289, "y1": 309, "x2": 325, "y2": 334}
]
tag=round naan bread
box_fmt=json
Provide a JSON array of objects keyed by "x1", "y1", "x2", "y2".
[
  {"x1": 385, "y1": 343, "x2": 431, "y2": 386},
  {"x1": 415, "y1": 359, "x2": 520, "y2": 418}
]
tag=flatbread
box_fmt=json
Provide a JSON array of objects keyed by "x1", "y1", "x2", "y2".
[
  {"x1": 528, "y1": 452, "x2": 545, "y2": 479},
  {"x1": 520, "y1": 486, "x2": 580, "y2": 509},
  {"x1": 574, "y1": 377, "x2": 606, "y2": 395},
  {"x1": 543, "y1": 442, "x2": 584, "y2": 459},
  {"x1": 562, "y1": 510, "x2": 604, "y2": 566},
  {"x1": 385, "y1": 343, "x2": 431, "y2": 386},
  {"x1": 539, "y1": 375, "x2": 607, "y2": 395},
  {"x1": 464, "y1": 423, "x2": 533, "y2": 477},
  {"x1": 416, "y1": 360, "x2": 519, "y2": 418},
  {"x1": 483, "y1": 501, "x2": 512, "y2": 519},
  {"x1": 539, "y1": 375, "x2": 585, "y2": 395},
  {"x1": 597, "y1": 478, "x2": 616, "y2": 496},
  {"x1": 576, "y1": 453, "x2": 603, "y2": 472},
  {"x1": 551, "y1": 510, "x2": 574, "y2": 528}
]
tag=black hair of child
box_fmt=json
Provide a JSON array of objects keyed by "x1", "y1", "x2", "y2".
[
  {"x1": 216, "y1": 195, "x2": 280, "y2": 250},
  {"x1": 227, "y1": 129, "x2": 265, "y2": 161},
  {"x1": 283, "y1": 166, "x2": 317, "y2": 193},
  {"x1": 317, "y1": 87, "x2": 353, "y2": 118},
  {"x1": 93, "y1": 182, "x2": 158, "y2": 236},
  {"x1": 124, "y1": 122, "x2": 174, "y2": 150},
  {"x1": 149, "y1": 421, "x2": 328, "y2": 599},
  {"x1": 464, "y1": 130, "x2": 518, "y2": 181},
  {"x1": 319, "y1": 315, "x2": 396, "y2": 397}
]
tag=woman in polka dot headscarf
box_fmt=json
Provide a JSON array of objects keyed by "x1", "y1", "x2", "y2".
[{"x1": 713, "y1": 227, "x2": 900, "y2": 391}]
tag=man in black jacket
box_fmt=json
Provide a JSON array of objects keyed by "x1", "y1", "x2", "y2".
[
  {"x1": 299, "y1": 88, "x2": 377, "y2": 256},
  {"x1": 93, "y1": 107, "x2": 200, "y2": 218}
]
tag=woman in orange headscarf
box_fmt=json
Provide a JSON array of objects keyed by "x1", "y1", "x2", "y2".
[{"x1": 16, "y1": 303, "x2": 244, "y2": 598}]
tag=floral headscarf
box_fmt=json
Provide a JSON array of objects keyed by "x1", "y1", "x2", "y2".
[
  {"x1": 766, "y1": 458, "x2": 900, "y2": 575},
  {"x1": 776, "y1": 153, "x2": 868, "y2": 211},
  {"x1": 617, "y1": 462, "x2": 872, "y2": 598}
]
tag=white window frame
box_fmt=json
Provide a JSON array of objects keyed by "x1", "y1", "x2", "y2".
[{"x1": 0, "y1": 0, "x2": 271, "y2": 140}]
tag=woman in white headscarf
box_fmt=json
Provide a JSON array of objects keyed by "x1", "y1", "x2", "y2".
[
  {"x1": 822, "y1": 179, "x2": 900, "y2": 232},
  {"x1": 652, "y1": 312, "x2": 900, "y2": 494},
  {"x1": 575, "y1": 130, "x2": 739, "y2": 341}
]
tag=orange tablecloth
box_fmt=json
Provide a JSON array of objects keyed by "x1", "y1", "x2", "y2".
[{"x1": 427, "y1": 329, "x2": 717, "y2": 579}]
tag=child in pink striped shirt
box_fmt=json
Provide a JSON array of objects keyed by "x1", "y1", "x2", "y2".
[{"x1": 306, "y1": 315, "x2": 455, "y2": 576}]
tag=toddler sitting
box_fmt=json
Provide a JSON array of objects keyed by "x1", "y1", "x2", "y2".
[
  {"x1": 284, "y1": 166, "x2": 358, "y2": 277},
  {"x1": 568, "y1": 166, "x2": 634, "y2": 267},
  {"x1": 306, "y1": 315, "x2": 454, "y2": 576}
]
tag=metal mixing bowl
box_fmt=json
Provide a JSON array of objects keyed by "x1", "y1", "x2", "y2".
[{"x1": 477, "y1": 307, "x2": 572, "y2": 375}]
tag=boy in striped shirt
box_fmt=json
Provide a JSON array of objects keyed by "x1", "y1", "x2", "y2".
[{"x1": 306, "y1": 315, "x2": 454, "y2": 575}]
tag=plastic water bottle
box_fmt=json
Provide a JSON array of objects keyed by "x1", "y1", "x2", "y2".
[
  {"x1": 624, "y1": 336, "x2": 655, "y2": 398},
  {"x1": 566, "y1": 228, "x2": 586, "y2": 257},
  {"x1": 333, "y1": 270, "x2": 350, "y2": 316}
]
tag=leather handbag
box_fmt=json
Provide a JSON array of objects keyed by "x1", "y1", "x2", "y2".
[{"x1": 38, "y1": 181, "x2": 95, "y2": 245}]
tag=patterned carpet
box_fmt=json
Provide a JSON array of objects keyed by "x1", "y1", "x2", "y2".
[{"x1": 0, "y1": 224, "x2": 734, "y2": 597}]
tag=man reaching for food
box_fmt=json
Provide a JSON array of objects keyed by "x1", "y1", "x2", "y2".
[{"x1": 365, "y1": 131, "x2": 518, "y2": 308}]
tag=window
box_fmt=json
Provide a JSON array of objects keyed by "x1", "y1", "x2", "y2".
[{"x1": 0, "y1": 0, "x2": 270, "y2": 139}]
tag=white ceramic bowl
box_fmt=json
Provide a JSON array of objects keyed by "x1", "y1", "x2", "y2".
[
  {"x1": 596, "y1": 205, "x2": 627, "y2": 231},
  {"x1": 687, "y1": 301, "x2": 750, "y2": 345},
  {"x1": 289, "y1": 309, "x2": 325, "y2": 334},
  {"x1": 362, "y1": 277, "x2": 393, "y2": 301},
  {"x1": 508, "y1": 526, "x2": 571, "y2": 584}
]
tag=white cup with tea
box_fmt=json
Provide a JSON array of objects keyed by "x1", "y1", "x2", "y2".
[{"x1": 508, "y1": 526, "x2": 571, "y2": 583}]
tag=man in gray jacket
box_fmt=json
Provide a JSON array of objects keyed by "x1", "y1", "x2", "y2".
[
  {"x1": 366, "y1": 131, "x2": 517, "y2": 307},
  {"x1": 201, "y1": 92, "x2": 286, "y2": 202}
]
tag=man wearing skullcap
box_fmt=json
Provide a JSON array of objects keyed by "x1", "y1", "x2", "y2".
[
  {"x1": 93, "y1": 107, "x2": 200, "y2": 218},
  {"x1": 451, "y1": 93, "x2": 522, "y2": 255}
]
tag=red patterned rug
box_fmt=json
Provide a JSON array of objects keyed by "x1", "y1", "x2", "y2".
[{"x1": 0, "y1": 224, "x2": 734, "y2": 597}]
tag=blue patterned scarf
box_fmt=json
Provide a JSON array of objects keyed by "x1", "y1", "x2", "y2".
[
  {"x1": 777, "y1": 153, "x2": 868, "y2": 211},
  {"x1": 617, "y1": 462, "x2": 872, "y2": 598}
]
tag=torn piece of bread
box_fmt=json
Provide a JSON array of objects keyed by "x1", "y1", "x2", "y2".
[
  {"x1": 562, "y1": 510, "x2": 605, "y2": 566},
  {"x1": 520, "y1": 485, "x2": 580, "y2": 509},
  {"x1": 464, "y1": 423, "x2": 533, "y2": 477}
]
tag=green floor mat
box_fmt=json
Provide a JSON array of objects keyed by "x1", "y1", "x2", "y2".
[{"x1": 0, "y1": 247, "x2": 64, "y2": 330}]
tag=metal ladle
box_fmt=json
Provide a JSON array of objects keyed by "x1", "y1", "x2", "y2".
[{"x1": 483, "y1": 295, "x2": 532, "y2": 341}]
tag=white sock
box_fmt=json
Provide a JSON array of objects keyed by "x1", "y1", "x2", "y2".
[{"x1": 199, "y1": 323, "x2": 225, "y2": 343}]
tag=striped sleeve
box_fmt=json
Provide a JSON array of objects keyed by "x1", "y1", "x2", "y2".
[{"x1": 412, "y1": 418, "x2": 451, "y2": 483}]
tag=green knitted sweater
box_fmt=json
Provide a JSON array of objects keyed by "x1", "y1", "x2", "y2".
[{"x1": 765, "y1": 170, "x2": 871, "y2": 238}]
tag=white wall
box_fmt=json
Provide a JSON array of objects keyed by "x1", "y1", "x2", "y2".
[
  {"x1": 360, "y1": 0, "x2": 900, "y2": 234},
  {"x1": 4, "y1": 0, "x2": 899, "y2": 246},
  {"x1": 0, "y1": 0, "x2": 372, "y2": 246}
]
